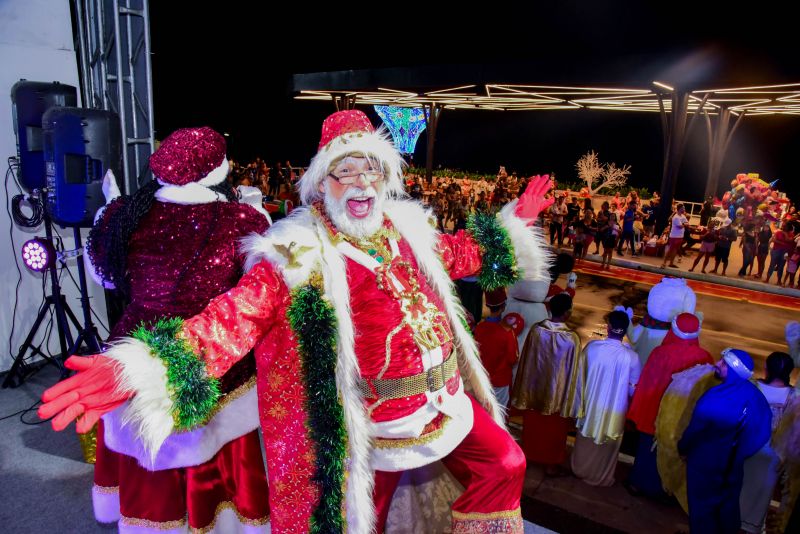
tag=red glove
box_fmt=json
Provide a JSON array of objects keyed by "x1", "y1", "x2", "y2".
[
  {"x1": 38, "y1": 355, "x2": 131, "y2": 433},
  {"x1": 515, "y1": 174, "x2": 555, "y2": 223}
]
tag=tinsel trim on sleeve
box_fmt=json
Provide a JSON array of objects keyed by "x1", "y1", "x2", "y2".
[
  {"x1": 131, "y1": 317, "x2": 221, "y2": 431},
  {"x1": 466, "y1": 212, "x2": 520, "y2": 291},
  {"x1": 286, "y1": 284, "x2": 347, "y2": 534}
]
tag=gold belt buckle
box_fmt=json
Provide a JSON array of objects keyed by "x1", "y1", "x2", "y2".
[{"x1": 427, "y1": 361, "x2": 444, "y2": 391}]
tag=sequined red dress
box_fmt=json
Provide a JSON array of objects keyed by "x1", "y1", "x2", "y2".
[{"x1": 89, "y1": 198, "x2": 271, "y2": 532}]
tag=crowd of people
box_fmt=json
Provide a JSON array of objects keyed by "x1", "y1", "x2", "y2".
[
  {"x1": 410, "y1": 168, "x2": 800, "y2": 289},
  {"x1": 228, "y1": 157, "x2": 299, "y2": 198},
  {"x1": 468, "y1": 263, "x2": 800, "y2": 533},
  {"x1": 227, "y1": 157, "x2": 800, "y2": 290}
]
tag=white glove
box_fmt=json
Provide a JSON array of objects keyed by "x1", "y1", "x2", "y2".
[
  {"x1": 567, "y1": 272, "x2": 578, "y2": 289},
  {"x1": 102, "y1": 169, "x2": 121, "y2": 203},
  {"x1": 237, "y1": 185, "x2": 273, "y2": 224}
]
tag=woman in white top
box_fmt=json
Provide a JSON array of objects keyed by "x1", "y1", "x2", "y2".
[{"x1": 740, "y1": 352, "x2": 795, "y2": 533}]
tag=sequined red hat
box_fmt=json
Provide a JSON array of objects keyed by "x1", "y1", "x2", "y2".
[
  {"x1": 150, "y1": 127, "x2": 228, "y2": 186},
  {"x1": 318, "y1": 110, "x2": 375, "y2": 150}
]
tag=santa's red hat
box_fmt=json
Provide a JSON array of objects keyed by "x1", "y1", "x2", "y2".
[
  {"x1": 671, "y1": 313, "x2": 700, "y2": 340},
  {"x1": 298, "y1": 110, "x2": 405, "y2": 205}
]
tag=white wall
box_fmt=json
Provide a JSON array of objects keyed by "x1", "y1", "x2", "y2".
[{"x1": 0, "y1": 0, "x2": 109, "y2": 372}]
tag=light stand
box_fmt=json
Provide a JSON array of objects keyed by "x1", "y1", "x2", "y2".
[{"x1": 2, "y1": 191, "x2": 103, "y2": 388}]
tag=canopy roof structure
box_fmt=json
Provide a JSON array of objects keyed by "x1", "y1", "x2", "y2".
[
  {"x1": 294, "y1": 73, "x2": 800, "y2": 230},
  {"x1": 295, "y1": 82, "x2": 800, "y2": 116}
]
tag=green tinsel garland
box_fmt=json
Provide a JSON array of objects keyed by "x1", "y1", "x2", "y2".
[
  {"x1": 286, "y1": 284, "x2": 346, "y2": 534},
  {"x1": 466, "y1": 212, "x2": 520, "y2": 291},
  {"x1": 131, "y1": 317, "x2": 220, "y2": 430}
]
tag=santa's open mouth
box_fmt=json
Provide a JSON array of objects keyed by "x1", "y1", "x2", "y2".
[{"x1": 346, "y1": 197, "x2": 374, "y2": 219}]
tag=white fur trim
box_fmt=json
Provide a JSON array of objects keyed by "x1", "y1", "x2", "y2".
[
  {"x1": 102, "y1": 168, "x2": 122, "y2": 202},
  {"x1": 102, "y1": 384, "x2": 259, "y2": 470},
  {"x1": 92, "y1": 485, "x2": 120, "y2": 523},
  {"x1": 205, "y1": 506, "x2": 271, "y2": 534},
  {"x1": 499, "y1": 200, "x2": 552, "y2": 283},
  {"x1": 385, "y1": 200, "x2": 506, "y2": 427},
  {"x1": 154, "y1": 159, "x2": 230, "y2": 205},
  {"x1": 371, "y1": 394, "x2": 473, "y2": 471},
  {"x1": 155, "y1": 182, "x2": 229, "y2": 205},
  {"x1": 199, "y1": 158, "x2": 230, "y2": 186},
  {"x1": 670, "y1": 317, "x2": 700, "y2": 340},
  {"x1": 104, "y1": 338, "x2": 175, "y2": 460},
  {"x1": 298, "y1": 128, "x2": 406, "y2": 205},
  {"x1": 313, "y1": 214, "x2": 376, "y2": 534}
]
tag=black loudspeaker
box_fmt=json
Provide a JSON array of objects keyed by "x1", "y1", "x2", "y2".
[
  {"x1": 10, "y1": 81, "x2": 78, "y2": 191},
  {"x1": 42, "y1": 107, "x2": 122, "y2": 228}
]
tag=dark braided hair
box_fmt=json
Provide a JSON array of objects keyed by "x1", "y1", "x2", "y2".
[
  {"x1": 87, "y1": 180, "x2": 159, "y2": 297},
  {"x1": 209, "y1": 182, "x2": 238, "y2": 202}
]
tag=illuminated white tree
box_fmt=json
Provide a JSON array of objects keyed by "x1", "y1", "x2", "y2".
[
  {"x1": 576, "y1": 150, "x2": 631, "y2": 194},
  {"x1": 576, "y1": 150, "x2": 602, "y2": 192}
]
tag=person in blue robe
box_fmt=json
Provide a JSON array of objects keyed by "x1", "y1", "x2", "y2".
[{"x1": 678, "y1": 348, "x2": 772, "y2": 534}]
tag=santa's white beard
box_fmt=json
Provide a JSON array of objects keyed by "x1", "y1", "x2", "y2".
[{"x1": 323, "y1": 181, "x2": 386, "y2": 239}]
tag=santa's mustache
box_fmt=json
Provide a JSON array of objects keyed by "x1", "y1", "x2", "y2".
[{"x1": 339, "y1": 187, "x2": 380, "y2": 202}]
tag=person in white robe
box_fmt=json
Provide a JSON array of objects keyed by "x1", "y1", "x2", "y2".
[{"x1": 572, "y1": 310, "x2": 641, "y2": 486}]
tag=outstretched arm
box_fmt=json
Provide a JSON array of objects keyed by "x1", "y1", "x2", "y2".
[
  {"x1": 40, "y1": 260, "x2": 286, "y2": 456},
  {"x1": 438, "y1": 175, "x2": 554, "y2": 288}
]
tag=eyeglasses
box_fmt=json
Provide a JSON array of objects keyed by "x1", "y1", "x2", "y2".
[{"x1": 327, "y1": 171, "x2": 385, "y2": 185}]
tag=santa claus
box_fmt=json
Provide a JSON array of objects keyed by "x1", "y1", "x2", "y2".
[
  {"x1": 82, "y1": 127, "x2": 271, "y2": 532},
  {"x1": 40, "y1": 110, "x2": 553, "y2": 533}
]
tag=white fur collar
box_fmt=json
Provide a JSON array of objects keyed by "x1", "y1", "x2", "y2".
[
  {"x1": 154, "y1": 183, "x2": 229, "y2": 205},
  {"x1": 154, "y1": 159, "x2": 231, "y2": 205},
  {"x1": 241, "y1": 207, "x2": 323, "y2": 288}
]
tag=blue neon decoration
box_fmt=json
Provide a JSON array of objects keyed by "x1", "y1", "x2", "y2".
[{"x1": 374, "y1": 105, "x2": 428, "y2": 155}]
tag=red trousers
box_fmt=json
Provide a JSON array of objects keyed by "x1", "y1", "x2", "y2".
[
  {"x1": 94, "y1": 420, "x2": 269, "y2": 531},
  {"x1": 373, "y1": 396, "x2": 526, "y2": 533}
]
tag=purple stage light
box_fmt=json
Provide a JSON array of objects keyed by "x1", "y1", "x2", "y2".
[{"x1": 21, "y1": 237, "x2": 55, "y2": 272}]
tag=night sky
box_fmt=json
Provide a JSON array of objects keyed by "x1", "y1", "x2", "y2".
[{"x1": 148, "y1": 4, "x2": 799, "y2": 202}]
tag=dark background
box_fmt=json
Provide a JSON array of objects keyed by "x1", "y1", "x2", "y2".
[{"x1": 148, "y1": 4, "x2": 799, "y2": 202}]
